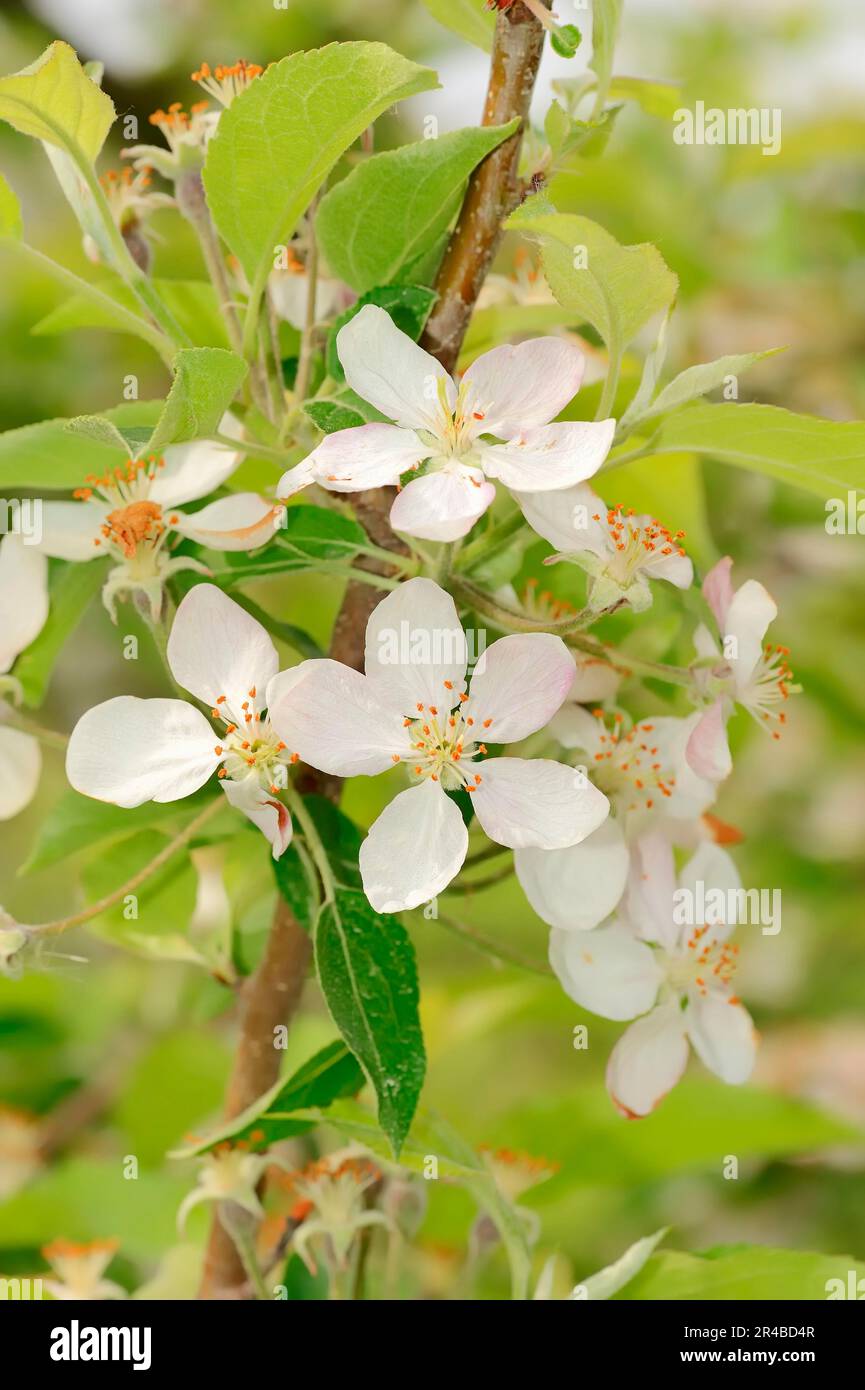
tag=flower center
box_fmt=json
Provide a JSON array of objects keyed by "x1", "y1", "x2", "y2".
[
  {"x1": 741, "y1": 643, "x2": 796, "y2": 739},
  {"x1": 210, "y1": 688, "x2": 297, "y2": 794},
  {"x1": 666, "y1": 927, "x2": 740, "y2": 1002},
  {"x1": 594, "y1": 504, "x2": 686, "y2": 583},
  {"x1": 391, "y1": 680, "x2": 494, "y2": 791},
  {"x1": 191, "y1": 60, "x2": 264, "y2": 107},
  {"x1": 587, "y1": 710, "x2": 677, "y2": 813}
]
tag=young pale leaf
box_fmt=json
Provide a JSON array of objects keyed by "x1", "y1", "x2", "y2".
[
  {"x1": 0, "y1": 401, "x2": 162, "y2": 490},
  {"x1": 649, "y1": 402, "x2": 865, "y2": 498},
  {"x1": 0, "y1": 41, "x2": 114, "y2": 162},
  {"x1": 588, "y1": 0, "x2": 624, "y2": 98},
  {"x1": 326, "y1": 285, "x2": 437, "y2": 381},
  {"x1": 635, "y1": 348, "x2": 784, "y2": 425},
  {"x1": 422, "y1": 0, "x2": 495, "y2": 51},
  {"x1": 572, "y1": 1227, "x2": 669, "y2": 1300},
  {"x1": 145, "y1": 347, "x2": 247, "y2": 455},
  {"x1": 15, "y1": 558, "x2": 109, "y2": 706},
  {"x1": 316, "y1": 887, "x2": 425, "y2": 1156},
  {"x1": 203, "y1": 44, "x2": 437, "y2": 326},
  {"x1": 608, "y1": 76, "x2": 682, "y2": 120},
  {"x1": 65, "y1": 415, "x2": 130, "y2": 452},
  {"x1": 506, "y1": 201, "x2": 678, "y2": 350},
  {"x1": 170, "y1": 1040, "x2": 366, "y2": 1157},
  {"x1": 0, "y1": 171, "x2": 22, "y2": 239},
  {"x1": 33, "y1": 279, "x2": 230, "y2": 350},
  {"x1": 316, "y1": 122, "x2": 519, "y2": 294}
]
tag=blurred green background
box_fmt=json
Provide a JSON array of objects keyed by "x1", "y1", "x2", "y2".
[{"x1": 1, "y1": 0, "x2": 864, "y2": 1298}]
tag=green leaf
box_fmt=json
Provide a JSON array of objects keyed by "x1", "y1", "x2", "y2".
[
  {"x1": 32, "y1": 279, "x2": 230, "y2": 350},
  {"x1": 588, "y1": 0, "x2": 624, "y2": 99},
  {"x1": 21, "y1": 787, "x2": 220, "y2": 875},
  {"x1": 618, "y1": 1245, "x2": 865, "y2": 1301},
  {"x1": 304, "y1": 399, "x2": 367, "y2": 434},
  {"x1": 0, "y1": 400, "x2": 162, "y2": 490},
  {"x1": 422, "y1": 0, "x2": 495, "y2": 51},
  {"x1": 171, "y1": 1040, "x2": 365, "y2": 1157},
  {"x1": 608, "y1": 76, "x2": 682, "y2": 120},
  {"x1": 317, "y1": 122, "x2": 518, "y2": 294},
  {"x1": 65, "y1": 415, "x2": 130, "y2": 451},
  {"x1": 273, "y1": 796, "x2": 362, "y2": 929},
  {"x1": 647, "y1": 403, "x2": 865, "y2": 498},
  {"x1": 0, "y1": 41, "x2": 114, "y2": 162},
  {"x1": 14, "y1": 559, "x2": 109, "y2": 706},
  {"x1": 551, "y1": 24, "x2": 583, "y2": 60},
  {"x1": 274, "y1": 504, "x2": 367, "y2": 565},
  {"x1": 0, "y1": 171, "x2": 22, "y2": 239},
  {"x1": 634, "y1": 348, "x2": 784, "y2": 425},
  {"x1": 315, "y1": 887, "x2": 425, "y2": 1156},
  {"x1": 203, "y1": 43, "x2": 437, "y2": 335},
  {"x1": 145, "y1": 347, "x2": 247, "y2": 455},
  {"x1": 506, "y1": 200, "x2": 678, "y2": 350},
  {"x1": 325, "y1": 284, "x2": 437, "y2": 381}
]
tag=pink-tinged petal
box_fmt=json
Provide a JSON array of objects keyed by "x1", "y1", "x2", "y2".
[
  {"x1": 34, "y1": 500, "x2": 106, "y2": 562},
  {"x1": 677, "y1": 840, "x2": 742, "y2": 944},
  {"x1": 568, "y1": 654, "x2": 621, "y2": 703},
  {"x1": 221, "y1": 776, "x2": 293, "y2": 859},
  {"x1": 702, "y1": 555, "x2": 734, "y2": 629},
  {"x1": 642, "y1": 548, "x2": 693, "y2": 590},
  {"x1": 167, "y1": 583, "x2": 278, "y2": 715},
  {"x1": 0, "y1": 725, "x2": 41, "y2": 819},
  {"x1": 337, "y1": 305, "x2": 455, "y2": 431},
  {"x1": 725, "y1": 578, "x2": 777, "y2": 689},
  {"x1": 359, "y1": 778, "x2": 468, "y2": 912},
  {"x1": 637, "y1": 713, "x2": 717, "y2": 822},
  {"x1": 471, "y1": 757, "x2": 609, "y2": 850},
  {"x1": 624, "y1": 833, "x2": 678, "y2": 950},
  {"x1": 267, "y1": 659, "x2": 402, "y2": 777},
  {"x1": 149, "y1": 423, "x2": 241, "y2": 507},
  {"x1": 171, "y1": 494, "x2": 280, "y2": 551},
  {"x1": 515, "y1": 816, "x2": 629, "y2": 932},
  {"x1": 550, "y1": 922, "x2": 663, "y2": 1021},
  {"x1": 606, "y1": 1004, "x2": 690, "y2": 1118},
  {"x1": 686, "y1": 698, "x2": 732, "y2": 783},
  {"x1": 0, "y1": 535, "x2": 49, "y2": 673},
  {"x1": 364, "y1": 577, "x2": 467, "y2": 715},
  {"x1": 277, "y1": 456, "x2": 317, "y2": 500},
  {"x1": 685, "y1": 992, "x2": 757, "y2": 1084},
  {"x1": 66, "y1": 696, "x2": 218, "y2": 806},
  {"x1": 462, "y1": 337, "x2": 585, "y2": 436},
  {"x1": 479, "y1": 419, "x2": 615, "y2": 492},
  {"x1": 516, "y1": 482, "x2": 609, "y2": 557},
  {"x1": 467, "y1": 633, "x2": 575, "y2": 743},
  {"x1": 389, "y1": 468, "x2": 495, "y2": 542},
  {"x1": 306, "y1": 423, "x2": 431, "y2": 493}
]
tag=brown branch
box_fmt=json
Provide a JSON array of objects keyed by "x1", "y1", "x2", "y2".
[{"x1": 198, "y1": 4, "x2": 548, "y2": 1298}]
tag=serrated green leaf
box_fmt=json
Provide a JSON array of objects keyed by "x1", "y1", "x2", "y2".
[
  {"x1": 325, "y1": 285, "x2": 437, "y2": 381},
  {"x1": 0, "y1": 41, "x2": 114, "y2": 162},
  {"x1": 422, "y1": 0, "x2": 495, "y2": 51},
  {"x1": 647, "y1": 403, "x2": 865, "y2": 498},
  {"x1": 32, "y1": 279, "x2": 230, "y2": 350},
  {"x1": 315, "y1": 887, "x2": 425, "y2": 1156},
  {"x1": 64, "y1": 415, "x2": 130, "y2": 452},
  {"x1": 506, "y1": 200, "x2": 678, "y2": 350},
  {"x1": 317, "y1": 122, "x2": 518, "y2": 294},
  {"x1": 21, "y1": 787, "x2": 220, "y2": 875},
  {"x1": 171, "y1": 1040, "x2": 365, "y2": 1158},
  {"x1": 0, "y1": 400, "x2": 162, "y2": 490},
  {"x1": 0, "y1": 171, "x2": 22, "y2": 239},
  {"x1": 145, "y1": 347, "x2": 247, "y2": 455},
  {"x1": 14, "y1": 558, "x2": 109, "y2": 706},
  {"x1": 203, "y1": 43, "x2": 437, "y2": 332},
  {"x1": 304, "y1": 400, "x2": 367, "y2": 434},
  {"x1": 619, "y1": 1246, "x2": 865, "y2": 1301}
]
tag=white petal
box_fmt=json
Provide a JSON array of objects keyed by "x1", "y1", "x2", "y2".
[
  {"x1": 685, "y1": 698, "x2": 732, "y2": 783},
  {"x1": 305, "y1": 423, "x2": 431, "y2": 493},
  {"x1": 568, "y1": 655, "x2": 621, "y2": 703},
  {"x1": 549, "y1": 922, "x2": 663, "y2": 1020},
  {"x1": 66, "y1": 696, "x2": 218, "y2": 806},
  {"x1": 516, "y1": 482, "x2": 609, "y2": 556},
  {"x1": 624, "y1": 832, "x2": 679, "y2": 950},
  {"x1": 467, "y1": 633, "x2": 575, "y2": 743},
  {"x1": 389, "y1": 468, "x2": 495, "y2": 541},
  {"x1": 276, "y1": 456, "x2": 317, "y2": 501},
  {"x1": 364, "y1": 577, "x2": 467, "y2": 715},
  {"x1": 267, "y1": 659, "x2": 402, "y2": 776},
  {"x1": 337, "y1": 304, "x2": 455, "y2": 431},
  {"x1": 221, "y1": 776, "x2": 293, "y2": 859},
  {"x1": 677, "y1": 839, "x2": 742, "y2": 942},
  {"x1": 462, "y1": 337, "x2": 585, "y2": 436},
  {"x1": 548, "y1": 701, "x2": 605, "y2": 754},
  {"x1": 471, "y1": 757, "x2": 610, "y2": 850},
  {"x1": 149, "y1": 428, "x2": 241, "y2": 508},
  {"x1": 685, "y1": 992, "x2": 757, "y2": 1084},
  {"x1": 33, "y1": 500, "x2": 105, "y2": 562},
  {"x1": 606, "y1": 1004, "x2": 690, "y2": 1118},
  {"x1": 638, "y1": 713, "x2": 718, "y2": 822},
  {"x1": 702, "y1": 555, "x2": 734, "y2": 629},
  {"x1": 480, "y1": 420, "x2": 615, "y2": 492},
  {"x1": 0, "y1": 725, "x2": 41, "y2": 819},
  {"x1": 725, "y1": 578, "x2": 777, "y2": 689},
  {"x1": 642, "y1": 547, "x2": 693, "y2": 590},
  {"x1": 0, "y1": 534, "x2": 49, "y2": 672},
  {"x1": 167, "y1": 583, "x2": 278, "y2": 714},
  {"x1": 359, "y1": 778, "x2": 468, "y2": 912},
  {"x1": 171, "y1": 494, "x2": 280, "y2": 550},
  {"x1": 515, "y1": 816, "x2": 629, "y2": 931}
]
